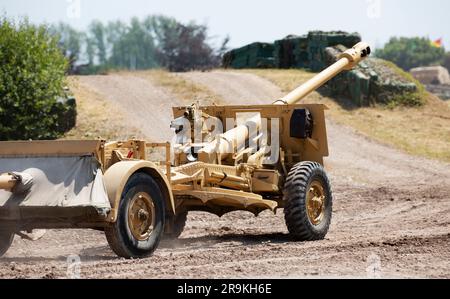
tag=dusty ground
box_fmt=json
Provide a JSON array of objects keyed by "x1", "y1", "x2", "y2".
[
  {"x1": 1, "y1": 71, "x2": 449, "y2": 279},
  {"x1": 177, "y1": 71, "x2": 281, "y2": 105}
]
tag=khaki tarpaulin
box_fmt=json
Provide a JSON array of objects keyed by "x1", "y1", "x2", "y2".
[{"x1": 0, "y1": 156, "x2": 110, "y2": 210}]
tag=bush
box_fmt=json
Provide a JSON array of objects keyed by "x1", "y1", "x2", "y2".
[
  {"x1": 375, "y1": 37, "x2": 445, "y2": 71},
  {"x1": 0, "y1": 18, "x2": 71, "y2": 140}
]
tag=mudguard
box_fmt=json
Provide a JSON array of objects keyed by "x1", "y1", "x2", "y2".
[{"x1": 103, "y1": 160, "x2": 175, "y2": 222}]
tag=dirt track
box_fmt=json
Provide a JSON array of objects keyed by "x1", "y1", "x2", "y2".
[
  {"x1": 1, "y1": 71, "x2": 449, "y2": 278},
  {"x1": 76, "y1": 73, "x2": 181, "y2": 141}
]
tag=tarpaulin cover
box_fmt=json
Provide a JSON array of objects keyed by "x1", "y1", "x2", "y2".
[{"x1": 0, "y1": 156, "x2": 110, "y2": 210}]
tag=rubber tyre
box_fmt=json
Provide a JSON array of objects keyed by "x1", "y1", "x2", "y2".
[
  {"x1": 164, "y1": 211, "x2": 188, "y2": 239},
  {"x1": 105, "y1": 173, "x2": 165, "y2": 259},
  {"x1": 283, "y1": 162, "x2": 333, "y2": 241},
  {"x1": 0, "y1": 230, "x2": 14, "y2": 257}
]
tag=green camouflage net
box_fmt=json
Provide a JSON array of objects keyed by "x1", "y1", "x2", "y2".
[{"x1": 324, "y1": 45, "x2": 418, "y2": 106}]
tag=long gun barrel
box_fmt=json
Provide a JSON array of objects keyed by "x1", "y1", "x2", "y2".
[
  {"x1": 274, "y1": 42, "x2": 371, "y2": 105},
  {"x1": 197, "y1": 42, "x2": 371, "y2": 163}
]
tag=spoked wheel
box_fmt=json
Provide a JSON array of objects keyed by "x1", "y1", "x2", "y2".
[
  {"x1": 0, "y1": 230, "x2": 14, "y2": 257},
  {"x1": 105, "y1": 173, "x2": 165, "y2": 259},
  {"x1": 283, "y1": 161, "x2": 333, "y2": 241}
]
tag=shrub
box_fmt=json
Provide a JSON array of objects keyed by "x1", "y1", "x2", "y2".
[{"x1": 0, "y1": 18, "x2": 71, "y2": 140}]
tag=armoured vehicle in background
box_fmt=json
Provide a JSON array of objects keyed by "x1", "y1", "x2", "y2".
[{"x1": 0, "y1": 42, "x2": 371, "y2": 258}]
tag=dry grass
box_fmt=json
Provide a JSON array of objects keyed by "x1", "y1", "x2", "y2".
[
  {"x1": 242, "y1": 69, "x2": 450, "y2": 163},
  {"x1": 63, "y1": 77, "x2": 143, "y2": 140},
  {"x1": 320, "y1": 95, "x2": 450, "y2": 162},
  {"x1": 133, "y1": 69, "x2": 224, "y2": 106},
  {"x1": 236, "y1": 69, "x2": 317, "y2": 93}
]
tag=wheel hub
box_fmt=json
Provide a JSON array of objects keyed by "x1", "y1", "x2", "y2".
[
  {"x1": 138, "y1": 209, "x2": 149, "y2": 221},
  {"x1": 128, "y1": 193, "x2": 156, "y2": 241},
  {"x1": 306, "y1": 180, "x2": 326, "y2": 226}
]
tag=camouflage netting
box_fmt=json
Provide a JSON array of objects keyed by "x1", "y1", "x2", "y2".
[
  {"x1": 274, "y1": 31, "x2": 361, "y2": 71},
  {"x1": 324, "y1": 45, "x2": 418, "y2": 106},
  {"x1": 222, "y1": 42, "x2": 275, "y2": 69},
  {"x1": 222, "y1": 31, "x2": 421, "y2": 106},
  {"x1": 223, "y1": 31, "x2": 361, "y2": 70},
  {"x1": 274, "y1": 35, "x2": 306, "y2": 69}
]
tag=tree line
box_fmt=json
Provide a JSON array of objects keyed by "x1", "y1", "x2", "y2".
[
  {"x1": 50, "y1": 15, "x2": 229, "y2": 74},
  {"x1": 375, "y1": 37, "x2": 450, "y2": 72},
  {"x1": 53, "y1": 18, "x2": 450, "y2": 75}
]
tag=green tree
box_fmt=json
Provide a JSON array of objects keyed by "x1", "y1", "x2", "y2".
[
  {"x1": 148, "y1": 15, "x2": 224, "y2": 72},
  {"x1": 375, "y1": 37, "x2": 445, "y2": 71},
  {"x1": 89, "y1": 21, "x2": 107, "y2": 65},
  {"x1": 145, "y1": 15, "x2": 178, "y2": 46},
  {"x1": 108, "y1": 17, "x2": 158, "y2": 70},
  {"x1": 0, "y1": 18, "x2": 70, "y2": 140},
  {"x1": 106, "y1": 21, "x2": 128, "y2": 67},
  {"x1": 85, "y1": 35, "x2": 95, "y2": 66},
  {"x1": 50, "y1": 23, "x2": 82, "y2": 73}
]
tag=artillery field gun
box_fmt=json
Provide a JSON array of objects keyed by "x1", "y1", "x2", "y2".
[{"x1": 0, "y1": 42, "x2": 371, "y2": 258}]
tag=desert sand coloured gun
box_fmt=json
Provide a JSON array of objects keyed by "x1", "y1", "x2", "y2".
[{"x1": 0, "y1": 42, "x2": 371, "y2": 258}]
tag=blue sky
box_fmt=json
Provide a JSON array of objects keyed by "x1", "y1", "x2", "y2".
[{"x1": 1, "y1": 0, "x2": 449, "y2": 50}]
